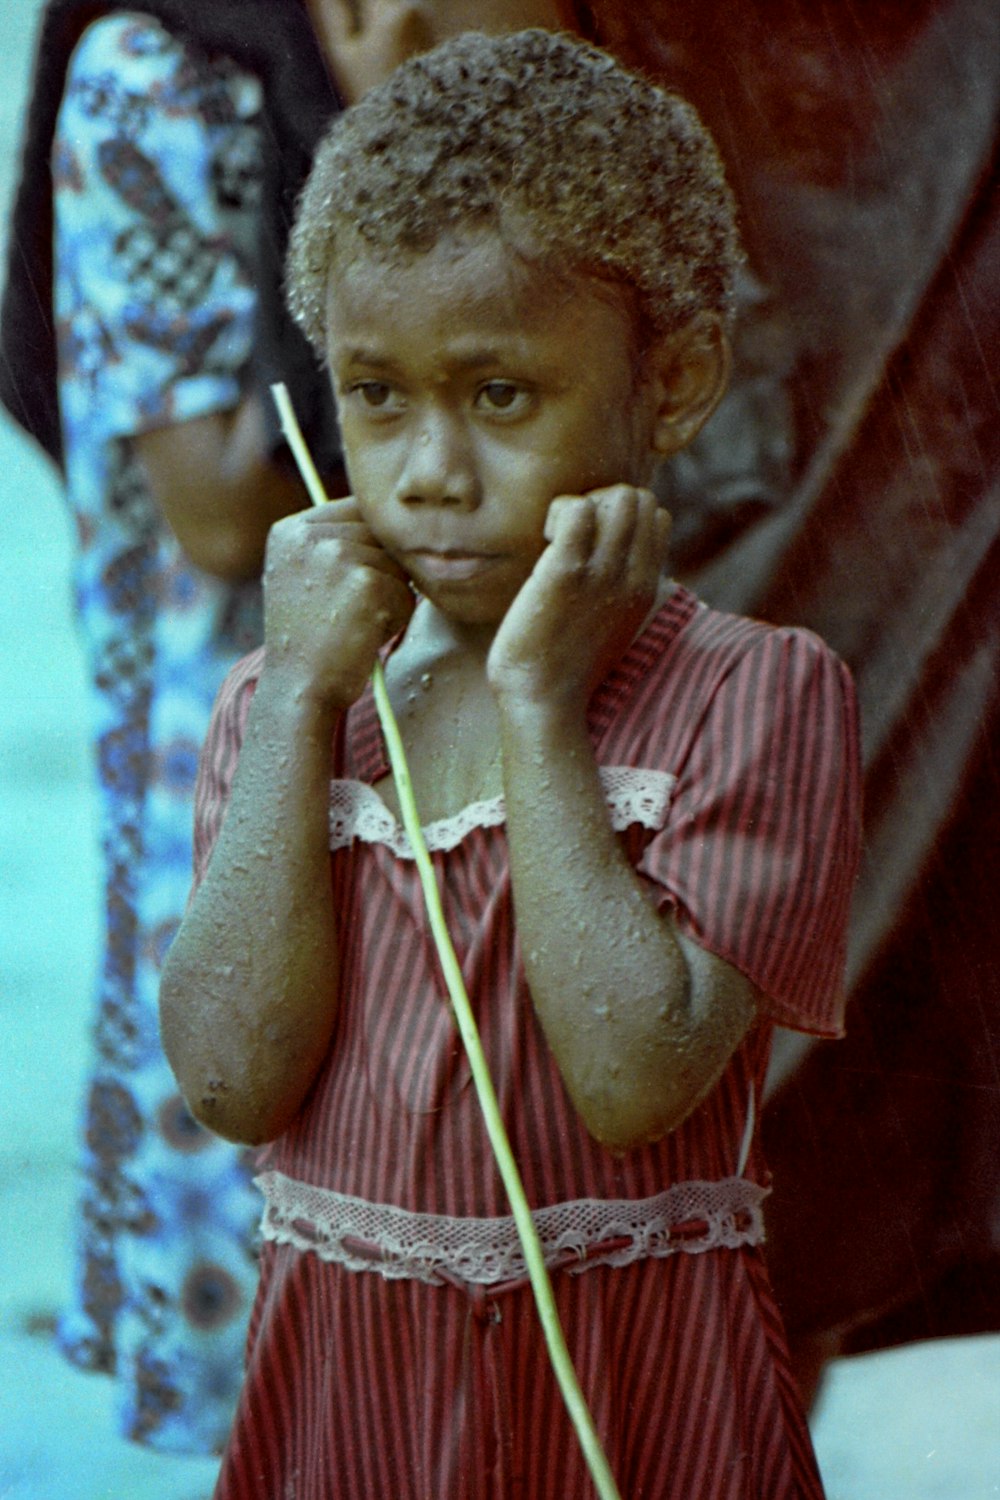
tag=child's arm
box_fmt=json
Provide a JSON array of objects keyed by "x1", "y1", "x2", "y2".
[
  {"x1": 134, "y1": 397, "x2": 318, "y2": 581},
  {"x1": 490, "y1": 486, "x2": 757, "y2": 1151},
  {"x1": 160, "y1": 502, "x2": 413, "y2": 1144}
]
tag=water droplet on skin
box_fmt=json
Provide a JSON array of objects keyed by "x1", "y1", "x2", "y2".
[
  {"x1": 594, "y1": 1003, "x2": 611, "y2": 1020},
  {"x1": 420, "y1": 672, "x2": 433, "y2": 689}
]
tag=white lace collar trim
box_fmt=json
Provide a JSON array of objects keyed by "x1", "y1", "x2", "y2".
[{"x1": 329, "y1": 766, "x2": 675, "y2": 858}]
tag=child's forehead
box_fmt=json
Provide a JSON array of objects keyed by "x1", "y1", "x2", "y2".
[
  {"x1": 323, "y1": 226, "x2": 640, "y2": 365},
  {"x1": 328, "y1": 223, "x2": 560, "y2": 315},
  {"x1": 327, "y1": 221, "x2": 632, "y2": 324}
]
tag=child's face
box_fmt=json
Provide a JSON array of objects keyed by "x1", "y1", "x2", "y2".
[{"x1": 325, "y1": 230, "x2": 661, "y2": 628}]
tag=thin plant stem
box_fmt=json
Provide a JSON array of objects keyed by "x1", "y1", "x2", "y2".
[
  {"x1": 371, "y1": 663, "x2": 623, "y2": 1500},
  {"x1": 269, "y1": 382, "x2": 623, "y2": 1500},
  {"x1": 271, "y1": 382, "x2": 330, "y2": 508}
]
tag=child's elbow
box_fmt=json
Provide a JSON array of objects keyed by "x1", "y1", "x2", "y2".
[
  {"x1": 162, "y1": 1019, "x2": 297, "y2": 1148},
  {"x1": 185, "y1": 1084, "x2": 292, "y2": 1149},
  {"x1": 573, "y1": 1084, "x2": 692, "y2": 1153},
  {"x1": 159, "y1": 955, "x2": 280, "y2": 1147},
  {"x1": 160, "y1": 948, "x2": 313, "y2": 1146},
  {"x1": 572, "y1": 1043, "x2": 729, "y2": 1150}
]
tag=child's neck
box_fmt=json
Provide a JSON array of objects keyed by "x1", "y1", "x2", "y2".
[
  {"x1": 371, "y1": 582, "x2": 675, "y2": 826},
  {"x1": 374, "y1": 599, "x2": 503, "y2": 825},
  {"x1": 405, "y1": 599, "x2": 497, "y2": 669}
]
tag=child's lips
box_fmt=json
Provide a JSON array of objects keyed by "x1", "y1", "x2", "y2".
[{"x1": 408, "y1": 549, "x2": 500, "y2": 583}]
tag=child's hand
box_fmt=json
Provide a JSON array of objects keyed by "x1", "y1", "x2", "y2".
[
  {"x1": 488, "y1": 485, "x2": 670, "y2": 710},
  {"x1": 262, "y1": 500, "x2": 414, "y2": 709}
]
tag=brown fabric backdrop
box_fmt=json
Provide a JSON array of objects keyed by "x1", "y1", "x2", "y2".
[{"x1": 571, "y1": 0, "x2": 1000, "y2": 1350}]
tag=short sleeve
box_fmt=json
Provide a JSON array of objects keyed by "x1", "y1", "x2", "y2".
[
  {"x1": 637, "y1": 628, "x2": 861, "y2": 1036},
  {"x1": 191, "y1": 648, "x2": 264, "y2": 892},
  {"x1": 52, "y1": 15, "x2": 263, "y2": 446}
]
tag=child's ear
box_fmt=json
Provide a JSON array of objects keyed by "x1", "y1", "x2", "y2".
[{"x1": 645, "y1": 316, "x2": 732, "y2": 457}]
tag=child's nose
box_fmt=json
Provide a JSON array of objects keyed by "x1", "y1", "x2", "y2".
[{"x1": 396, "y1": 410, "x2": 480, "y2": 511}]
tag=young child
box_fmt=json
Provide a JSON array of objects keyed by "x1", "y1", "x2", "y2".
[{"x1": 161, "y1": 30, "x2": 861, "y2": 1500}]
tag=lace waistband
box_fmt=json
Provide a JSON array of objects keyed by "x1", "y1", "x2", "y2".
[{"x1": 256, "y1": 1171, "x2": 768, "y2": 1290}]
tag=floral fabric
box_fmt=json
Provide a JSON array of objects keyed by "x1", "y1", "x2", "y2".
[{"x1": 51, "y1": 13, "x2": 265, "y2": 1453}]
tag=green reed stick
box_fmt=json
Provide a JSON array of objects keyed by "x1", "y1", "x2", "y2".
[{"x1": 271, "y1": 383, "x2": 623, "y2": 1500}]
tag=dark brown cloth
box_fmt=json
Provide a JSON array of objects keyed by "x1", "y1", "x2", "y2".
[{"x1": 574, "y1": 0, "x2": 1000, "y2": 1350}]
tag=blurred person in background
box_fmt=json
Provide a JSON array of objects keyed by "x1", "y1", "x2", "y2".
[{"x1": 0, "y1": 0, "x2": 562, "y2": 1455}]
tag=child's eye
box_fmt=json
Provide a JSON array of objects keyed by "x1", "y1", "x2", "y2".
[
  {"x1": 345, "y1": 380, "x2": 404, "y2": 413},
  {"x1": 474, "y1": 381, "x2": 532, "y2": 417}
]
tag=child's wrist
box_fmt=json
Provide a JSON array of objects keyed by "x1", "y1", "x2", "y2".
[
  {"x1": 491, "y1": 661, "x2": 590, "y2": 717},
  {"x1": 493, "y1": 679, "x2": 588, "y2": 742},
  {"x1": 254, "y1": 660, "x2": 347, "y2": 729}
]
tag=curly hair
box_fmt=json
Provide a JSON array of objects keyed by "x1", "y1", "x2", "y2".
[{"x1": 287, "y1": 29, "x2": 743, "y2": 351}]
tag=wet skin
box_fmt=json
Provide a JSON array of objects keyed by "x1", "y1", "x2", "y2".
[
  {"x1": 307, "y1": 230, "x2": 674, "y2": 817},
  {"x1": 326, "y1": 232, "x2": 663, "y2": 626},
  {"x1": 160, "y1": 230, "x2": 755, "y2": 1151}
]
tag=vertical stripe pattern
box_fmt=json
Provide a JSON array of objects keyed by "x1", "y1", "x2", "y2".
[{"x1": 195, "y1": 587, "x2": 860, "y2": 1499}]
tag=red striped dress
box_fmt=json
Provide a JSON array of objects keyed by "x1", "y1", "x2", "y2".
[{"x1": 194, "y1": 585, "x2": 861, "y2": 1500}]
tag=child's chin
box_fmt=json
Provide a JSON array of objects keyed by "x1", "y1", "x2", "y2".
[{"x1": 425, "y1": 589, "x2": 511, "y2": 630}]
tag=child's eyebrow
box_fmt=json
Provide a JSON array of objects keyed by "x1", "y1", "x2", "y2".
[
  {"x1": 336, "y1": 346, "x2": 398, "y2": 372},
  {"x1": 336, "y1": 344, "x2": 540, "y2": 375}
]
